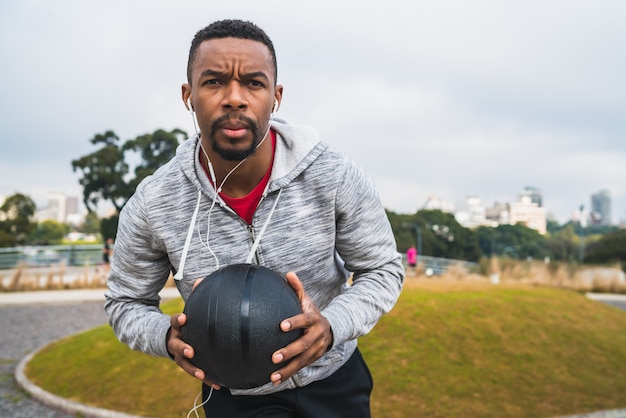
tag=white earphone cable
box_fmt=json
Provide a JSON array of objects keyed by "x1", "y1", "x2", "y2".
[
  {"x1": 197, "y1": 123, "x2": 272, "y2": 268},
  {"x1": 186, "y1": 387, "x2": 213, "y2": 418}
]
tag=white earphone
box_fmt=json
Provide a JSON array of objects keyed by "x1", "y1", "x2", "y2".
[{"x1": 186, "y1": 97, "x2": 194, "y2": 113}]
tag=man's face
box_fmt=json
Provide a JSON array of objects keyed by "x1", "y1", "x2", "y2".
[{"x1": 185, "y1": 38, "x2": 282, "y2": 161}]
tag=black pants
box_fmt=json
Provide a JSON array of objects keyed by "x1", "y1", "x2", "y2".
[{"x1": 202, "y1": 348, "x2": 373, "y2": 417}]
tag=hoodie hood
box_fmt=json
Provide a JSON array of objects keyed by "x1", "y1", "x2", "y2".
[{"x1": 175, "y1": 117, "x2": 328, "y2": 198}]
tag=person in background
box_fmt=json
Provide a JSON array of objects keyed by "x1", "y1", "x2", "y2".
[
  {"x1": 406, "y1": 246, "x2": 417, "y2": 276},
  {"x1": 102, "y1": 237, "x2": 113, "y2": 273}
]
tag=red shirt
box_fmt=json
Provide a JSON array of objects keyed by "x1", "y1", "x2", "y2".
[{"x1": 200, "y1": 130, "x2": 276, "y2": 224}]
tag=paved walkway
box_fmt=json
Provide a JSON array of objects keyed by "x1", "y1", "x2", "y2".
[
  {"x1": 0, "y1": 287, "x2": 179, "y2": 418},
  {"x1": 1, "y1": 290, "x2": 625, "y2": 417},
  {"x1": 0, "y1": 286, "x2": 179, "y2": 305},
  {"x1": 1, "y1": 300, "x2": 111, "y2": 417}
]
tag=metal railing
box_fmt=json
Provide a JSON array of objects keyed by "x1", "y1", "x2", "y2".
[
  {"x1": 405, "y1": 254, "x2": 478, "y2": 276},
  {"x1": 0, "y1": 245, "x2": 104, "y2": 270},
  {"x1": 2, "y1": 245, "x2": 477, "y2": 274}
]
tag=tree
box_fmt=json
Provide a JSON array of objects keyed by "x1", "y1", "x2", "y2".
[
  {"x1": 101, "y1": 214, "x2": 119, "y2": 242},
  {"x1": 476, "y1": 223, "x2": 546, "y2": 260},
  {"x1": 388, "y1": 209, "x2": 481, "y2": 262},
  {"x1": 79, "y1": 211, "x2": 101, "y2": 235},
  {"x1": 0, "y1": 193, "x2": 36, "y2": 247},
  {"x1": 72, "y1": 128, "x2": 187, "y2": 214},
  {"x1": 416, "y1": 210, "x2": 481, "y2": 261},
  {"x1": 71, "y1": 131, "x2": 130, "y2": 213},
  {"x1": 386, "y1": 209, "x2": 415, "y2": 251},
  {"x1": 543, "y1": 224, "x2": 579, "y2": 262},
  {"x1": 122, "y1": 128, "x2": 187, "y2": 193},
  {"x1": 30, "y1": 220, "x2": 67, "y2": 245},
  {"x1": 584, "y1": 229, "x2": 626, "y2": 270},
  {"x1": 0, "y1": 230, "x2": 13, "y2": 248}
]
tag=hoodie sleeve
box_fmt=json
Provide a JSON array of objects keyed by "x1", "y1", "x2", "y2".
[
  {"x1": 104, "y1": 184, "x2": 174, "y2": 358},
  {"x1": 320, "y1": 159, "x2": 404, "y2": 348}
]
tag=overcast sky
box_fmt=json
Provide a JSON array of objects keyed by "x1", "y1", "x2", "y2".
[{"x1": 1, "y1": 0, "x2": 625, "y2": 224}]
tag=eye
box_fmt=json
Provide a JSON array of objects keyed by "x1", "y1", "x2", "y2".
[
  {"x1": 248, "y1": 80, "x2": 265, "y2": 89},
  {"x1": 202, "y1": 79, "x2": 221, "y2": 86}
]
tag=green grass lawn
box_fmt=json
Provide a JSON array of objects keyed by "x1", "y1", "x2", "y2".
[{"x1": 25, "y1": 280, "x2": 626, "y2": 418}]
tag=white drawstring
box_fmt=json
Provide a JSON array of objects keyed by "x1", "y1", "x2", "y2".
[
  {"x1": 174, "y1": 190, "x2": 202, "y2": 281},
  {"x1": 176, "y1": 188, "x2": 282, "y2": 279}
]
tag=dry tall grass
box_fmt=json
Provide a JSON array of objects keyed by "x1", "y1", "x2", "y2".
[
  {"x1": 408, "y1": 257, "x2": 626, "y2": 294},
  {"x1": 2, "y1": 257, "x2": 625, "y2": 294},
  {"x1": 0, "y1": 262, "x2": 108, "y2": 292},
  {"x1": 0, "y1": 262, "x2": 178, "y2": 292}
]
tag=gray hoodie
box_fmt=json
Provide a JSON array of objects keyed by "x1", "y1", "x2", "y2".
[{"x1": 104, "y1": 117, "x2": 404, "y2": 395}]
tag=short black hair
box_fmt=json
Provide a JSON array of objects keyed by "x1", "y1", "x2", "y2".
[{"x1": 187, "y1": 19, "x2": 278, "y2": 85}]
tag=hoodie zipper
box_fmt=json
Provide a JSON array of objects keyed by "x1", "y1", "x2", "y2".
[
  {"x1": 246, "y1": 224, "x2": 260, "y2": 264},
  {"x1": 246, "y1": 192, "x2": 268, "y2": 265},
  {"x1": 245, "y1": 189, "x2": 283, "y2": 266}
]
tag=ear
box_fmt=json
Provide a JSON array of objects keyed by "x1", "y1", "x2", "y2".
[
  {"x1": 273, "y1": 84, "x2": 284, "y2": 112},
  {"x1": 182, "y1": 83, "x2": 193, "y2": 111}
]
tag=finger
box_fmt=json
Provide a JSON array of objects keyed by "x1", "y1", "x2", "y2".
[
  {"x1": 283, "y1": 272, "x2": 317, "y2": 330},
  {"x1": 192, "y1": 277, "x2": 204, "y2": 290},
  {"x1": 280, "y1": 311, "x2": 314, "y2": 332},
  {"x1": 273, "y1": 325, "x2": 329, "y2": 363},
  {"x1": 270, "y1": 352, "x2": 316, "y2": 386},
  {"x1": 285, "y1": 271, "x2": 305, "y2": 300},
  {"x1": 178, "y1": 356, "x2": 221, "y2": 389},
  {"x1": 168, "y1": 313, "x2": 194, "y2": 359},
  {"x1": 272, "y1": 331, "x2": 309, "y2": 363},
  {"x1": 271, "y1": 329, "x2": 331, "y2": 385},
  {"x1": 170, "y1": 313, "x2": 187, "y2": 329}
]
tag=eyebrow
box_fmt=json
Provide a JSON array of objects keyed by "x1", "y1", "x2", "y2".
[{"x1": 199, "y1": 69, "x2": 270, "y2": 82}]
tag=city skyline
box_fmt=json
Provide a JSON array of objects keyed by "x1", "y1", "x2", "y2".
[
  {"x1": 6, "y1": 185, "x2": 619, "y2": 229},
  {"x1": 1, "y1": 1, "x2": 625, "y2": 225}
]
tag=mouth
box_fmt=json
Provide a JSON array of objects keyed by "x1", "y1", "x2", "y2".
[{"x1": 219, "y1": 121, "x2": 250, "y2": 139}]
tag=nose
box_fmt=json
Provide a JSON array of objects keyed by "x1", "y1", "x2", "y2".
[{"x1": 222, "y1": 82, "x2": 248, "y2": 111}]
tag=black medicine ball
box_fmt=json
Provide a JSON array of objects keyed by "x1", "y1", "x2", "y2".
[{"x1": 181, "y1": 263, "x2": 303, "y2": 389}]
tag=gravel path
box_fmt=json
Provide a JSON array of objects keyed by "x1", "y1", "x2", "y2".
[{"x1": 0, "y1": 301, "x2": 109, "y2": 418}]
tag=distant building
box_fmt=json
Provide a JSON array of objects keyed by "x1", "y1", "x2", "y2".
[
  {"x1": 35, "y1": 193, "x2": 83, "y2": 224},
  {"x1": 485, "y1": 201, "x2": 510, "y2": 225},
  {"x1": 455, "y1": 196, "x2": 498, "y2": 228},
  {"x1": 509, "y1": 196, "x2": 547, "y2": 234},
  {"x1": 590, "y1": 189, "x2": 611, "y2": 225},
  {"x1": 423, "y1": 195, "x2": 456, "y2": 213},
  {"x1": 66, "y1": 196, "x2": 79, "y2": 217},
  {"x1": 479, "y1": 196, "x2": 546, "y2": 234},
  {"x1": 35, "y1": 193, "x2": 66, "y2": 223},
  {"x1": 519, "y1": 186, "x2": 543, "y2": 207}
]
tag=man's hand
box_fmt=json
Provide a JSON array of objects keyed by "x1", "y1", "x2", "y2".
[
  {"x1": 270, "y1": 271, "x2": 333, "y2": 385},
  {"x1": 166, "y1": 313, "x2": 221, "y2": 390}
]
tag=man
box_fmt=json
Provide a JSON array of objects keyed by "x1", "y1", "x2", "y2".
[
  {"x1": 101, "y1": 237, "x2": 113, "y2": 273},
  {"x1": 105, "y1": 19, "x2": 403, "y2": 417}
]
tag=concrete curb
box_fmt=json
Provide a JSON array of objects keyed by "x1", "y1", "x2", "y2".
[
  {"x1": 15, "y1": 338, "x2": 148, "y2": 418},
  {"x1": 554, "y1": 410, "x2": 626, "y2": 418},
  {"x1": 0, "y1": 287, "x2": 180, "y2": 305},
  {"x1": 586, "y1": 292, "x2": 626, "y2": 302}
]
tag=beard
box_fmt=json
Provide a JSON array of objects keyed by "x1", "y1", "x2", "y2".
[{"x1": 208, "y1": 114, "x2": 266, "y2": 161}]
